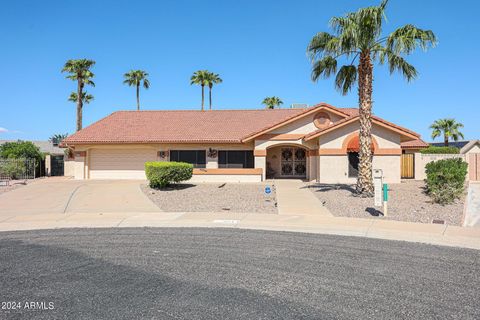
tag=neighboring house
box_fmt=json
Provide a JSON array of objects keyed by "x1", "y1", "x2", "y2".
[
  {"x1": 0, "y1": 140, "x2": 66, "y2": 176},
  {"x1": 430, "y1": 140, "x2": 480, "y2": 155},
  {"x1": 62, "y1": 103, "x2": 428, "y2": 183}
]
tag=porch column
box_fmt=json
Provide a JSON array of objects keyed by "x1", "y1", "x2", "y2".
[
  {"x1": 254, "y1": 149, "x2": 267, "y2": 181},
  {"x1": 73, "y1": 151, "x2": 86, "y2": 180}
]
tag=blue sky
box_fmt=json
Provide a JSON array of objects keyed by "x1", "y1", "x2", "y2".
[{"x1": 0, "y1": 0, "x2": 478, "y2": 141}]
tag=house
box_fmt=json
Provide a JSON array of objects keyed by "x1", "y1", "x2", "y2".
[
  {"x1": 62, "y1": 103, "x2": 426, "y2": 183},
  {"x1": 0, "y1": 140, "x2": 67, "y2": 176},
  {"x1": 430, "y1": 140, "x2": 480, "y2": 155}
]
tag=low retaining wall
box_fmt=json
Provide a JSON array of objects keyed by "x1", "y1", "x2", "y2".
[{"x1": 190, "y1": 168, "x2": 263, "y2": 183}]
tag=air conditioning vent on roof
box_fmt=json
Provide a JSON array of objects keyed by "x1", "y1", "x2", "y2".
[{"x1": 290, "y1": 103, "x2": 309, "y2": 109}]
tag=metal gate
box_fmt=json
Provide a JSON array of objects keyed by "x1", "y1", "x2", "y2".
[
  {"x1": 280, "y1": 147, "x2": 306, "y2": 177},
  {"x1": 401, "y1": 153, "x2": 414, "y2": 179},
  {"x1": 50, "y1": 155, "x2": 64, "y2": 176},
  {"x1": 469, "y1": 153, "x2": 480, "y2": 181}
]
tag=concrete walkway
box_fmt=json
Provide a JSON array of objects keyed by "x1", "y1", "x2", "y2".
[
  {"x1": 464, "y1": 182, "x2": 480, "y2": 227},
  {"x1": 273, "y1": 179, "x2": 332, "y2": 216}
]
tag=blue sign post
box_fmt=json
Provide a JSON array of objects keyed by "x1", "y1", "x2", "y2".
[{"x1": 264, "y1": 186, "x2": 272, "y2": 195}]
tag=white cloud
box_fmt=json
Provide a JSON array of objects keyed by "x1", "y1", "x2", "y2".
[{"x1": 0, "y1": 127, "x2": 8, "y2": 133}]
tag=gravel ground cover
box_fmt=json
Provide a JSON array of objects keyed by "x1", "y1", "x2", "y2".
[
  {"x1": 307, "y1": 180, "x2": 465, "y2": 225},
  {"x1": 0, "y1": 180, "x2": 27, "y2": 195},
  {"x1": 142, "y1": 183, "x2": 277, "y2": 213}
]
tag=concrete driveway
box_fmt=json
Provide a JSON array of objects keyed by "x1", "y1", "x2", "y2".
[{"x1": 0, "y1": 179, "x2": 159, "y2": 217}]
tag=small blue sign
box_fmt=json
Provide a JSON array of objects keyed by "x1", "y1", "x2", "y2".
[{"x1": 265, "y1": 186, "x2": 272, "y2": 194}]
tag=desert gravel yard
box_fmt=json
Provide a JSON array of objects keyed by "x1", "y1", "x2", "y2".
[
  {"x1": 308, "y1": 180, "x2": 465, "y2": 226},
  {"x1": 142, "y1": 183, "x2": 277, "y2": 213}
]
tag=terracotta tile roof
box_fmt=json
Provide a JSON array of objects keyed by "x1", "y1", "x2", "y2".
[
  {"x1": 63, "y1": 105, "x2": 422, "y2": 145},
  {"x1": 304, "y1": 114, "x2": 420, "y2": 141},
  {"x1": 400, "y1": 139, "x2": 429, "y2": 149},
  {"x1": 63, "y1": 109, "x2": 307, "y2": 144}
]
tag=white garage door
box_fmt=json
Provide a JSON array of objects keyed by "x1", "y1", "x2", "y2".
[{"x1": 89, "y1": 149, "x2": 157, "y2": 179}]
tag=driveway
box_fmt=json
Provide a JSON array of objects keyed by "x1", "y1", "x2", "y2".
[
  {"x1": 0, "y1": 179, "x2": 159, "y2": 217},
  {"x1": 0, "y1": 228, "x2": 478, "y2": 319}
]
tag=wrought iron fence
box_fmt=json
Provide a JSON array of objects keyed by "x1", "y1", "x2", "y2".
[{"x1": 0, "y1": 158, "x2": 36, "y2": 182}]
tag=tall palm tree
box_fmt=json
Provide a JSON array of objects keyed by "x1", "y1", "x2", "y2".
[
  {"x1": 62, "y1": 59, "x2": 95, "y2": 131},
  {"x1": 307, "y1": 0, "x2": 436, "y2": 196},
  {"x1": 430, "y1": 119, "x2": 464, "y2": 147},
  {"x1": 204, "y1": 72, "x2": 222, "y2": 110},
  {"x1": 68, "y1": 92, "x2": 94, "y2": 105},
  {"x1": 190, "y1": 70, "x2": 209, "y2": 111},
  {"x1": 262, "y1": 97, "x2": 283, "y2": 109},
  {"x1": 123, "y1": 70, "x2": 150, "y2": 111}
]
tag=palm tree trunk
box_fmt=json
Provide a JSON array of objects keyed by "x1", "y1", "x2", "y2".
[
  {"x1": 136, "y1": 84, "x2": 140, "y2": 111},
  {"x1": 356, "y1": 51, "x2": 374, "y2": 197},
  {"x1": 444, "y1": 135, "x2": 449, "y2": 147},
  {"x1": 201, "y1": 85, "x2": 205, "y2": 111},
  {"x1": 76, "y1": 80, "x2": 84, "y2": 132},
  {"x1": 209, "y1": 86, "x2": 212, "y2": 110}
]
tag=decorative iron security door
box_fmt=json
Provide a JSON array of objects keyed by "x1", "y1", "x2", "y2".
[{"x1": 281, "y1": 148, "x2": 306, "y2": 177}]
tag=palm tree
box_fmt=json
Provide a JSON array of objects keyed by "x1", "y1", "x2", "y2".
[
  {"x1": 262, "y1": 97, "x2": 283, "y2": 109},
  {"x1": 68, "y1": 92, "x2": 94, "y2": 105},
  {"x1": 190, "y1": 70, "x2": 209, "y2": 111},
  {"x1": 49, "y1": 133, "x2": 69, "y2": 146},
  {"x1": 123, "y1": 70, "x2": 150, "y2": 111},
  {"x1": 62, "y1": 59, "x2": 95, "y2": 132},
  {"x1": 204, "y1": 72, "x2": 223, "y2": 110},
  {"x1": 307, "y1": 0, "x2": 436, "y2": 196},
  {"x1": 430, "y1": 119, "x2": 464, "y2": 147}
]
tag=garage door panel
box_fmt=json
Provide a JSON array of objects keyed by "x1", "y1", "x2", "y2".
[{"x1": 89, "y1": 149, "x2": 156, "y2": 179}]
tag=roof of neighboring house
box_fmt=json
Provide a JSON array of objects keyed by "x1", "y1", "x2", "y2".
[
  {"x1": 430, "y1": 141, "x2": 471, "y2": 149},
  {"x1": 400, "y1": 139, "x2": 429, "y2": 149},
  {"x1": 0, "y1": 140, "x2": 64, "y2": 154},
  {"x1": 459, "y1": 140, "x2": 480, "y2": 154},
  {"x1": 62, "y1": 103, "x2": 422, "y2": 145}
]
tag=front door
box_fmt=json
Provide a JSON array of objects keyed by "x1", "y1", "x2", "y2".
[{"x1": 280, "y1": 148, "x2": 306, "y2": 177}]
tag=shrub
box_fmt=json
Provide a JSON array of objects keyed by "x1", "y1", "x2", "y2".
[
  {"x1": 145, "y1": 162, "x2": 193, "y2": 188},
  {"x1": 420, "y1": 146, "x2": 459, "y2": 154},
  {"x1": 0, "y1": 161, "x2": 27, "y2": 179},
  {"x1": 425, "y1": 158, "x2": 467, "y2": 205},
  {"x1": 0, "y1": 141, "x2": 45, "y2": 161}
]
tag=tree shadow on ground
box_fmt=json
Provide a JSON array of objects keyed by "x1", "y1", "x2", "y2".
[{"x1": 304, "y1": 183, "x2": 356, "y2": 194}]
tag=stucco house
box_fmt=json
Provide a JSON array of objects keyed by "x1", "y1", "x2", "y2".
[{"x1": 62, "y1": 103, "x2": 426, "y2": 183}]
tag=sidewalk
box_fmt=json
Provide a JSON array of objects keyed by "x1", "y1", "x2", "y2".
[
  {"x1": 274, "y1": 179, "x2": 332, "y2": 216},
  {"x1": 0, "y1": 211, "x2": 479, "y2": 250}
]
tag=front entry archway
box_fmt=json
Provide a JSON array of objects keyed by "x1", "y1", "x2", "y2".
[{"x1": 266, "y1": 145, "x2": 308, "y2": 179}]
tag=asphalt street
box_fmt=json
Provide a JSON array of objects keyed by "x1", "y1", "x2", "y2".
[{"x1": 0, "y1": 228, "x2": 478, "y2": 319}]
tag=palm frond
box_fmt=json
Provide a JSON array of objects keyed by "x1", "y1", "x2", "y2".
[
  {"x1": 311, "y1": 56, "x2": 338, "y2": 82},
  {"x1": 386, "y1": 24, "x2": 437, "y2": 55},
  {"x1": 335, "y1": 65, "x2": 357, "y2": 95}
]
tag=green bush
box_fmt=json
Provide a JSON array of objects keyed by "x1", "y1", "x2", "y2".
[
  {"x1": 145, "y1": 162, "x2": 193, "y2": 188},
  {"x1": 0, "y1": 161, "x2": 27, "y2": 179},
  {"x1": 420, "y1": 146, "x2": 459, "y2": 154},
  {"x1": 0, "y1": 141, "x2": 45, "y2": 161},
  {"x1": 425, "y1": 158, "x2": 467, "y2": 205}
]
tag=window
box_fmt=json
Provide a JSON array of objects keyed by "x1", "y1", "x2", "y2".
[
  {"x1": 170, "y1": 150, "x2": 206, "y2": 168},
  {"x1": 348, "y1": 152, "x2": 359, "y2": 177},
  {"x1": 218, "y1": 150, "x2": 254, "y2": 168}
]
